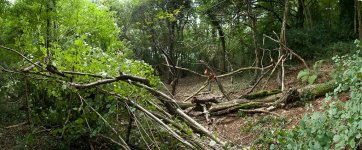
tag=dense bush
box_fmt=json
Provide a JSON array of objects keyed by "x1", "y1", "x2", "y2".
[
  {"x1": 286, "y1": 26, "x2": 356, "y2": 60},
  {"x1": 263, "y1": 41, "x2": 362, "y2": 149}
]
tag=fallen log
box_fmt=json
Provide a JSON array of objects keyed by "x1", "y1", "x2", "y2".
[
  {"x1": 180, "y1": 81, "x2": 336, "y2": 115},
  {"x1": 240, "y1": 89, "x2": 281, "y2": 99},
  {"x1": 191, "y1": 95, "x2": 221, "y2": 104},
  {"x1": 298, "y1": 80, "x2": 337, "y2": 98}
]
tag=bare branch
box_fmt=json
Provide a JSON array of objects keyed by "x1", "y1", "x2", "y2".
[
  {"x1": 217, "y1": 65, "x2": 273, "y2": 78},
  {"x1": 262, "y1": 55, "x2": 285, "y2": 90},
  {"x1": 129, "y1": 100, "x2": 196, "y2": 149},
  {"x1": 77, "y1": 93, "x2": 131, "y2": 150},
  {"x1": 132, "y1": 82, "x2": 225, "y2": 147},
  {"x1": 0, "y1": 45, "x2": 43, "y2": 69},
  {"x1": 97, "y1": 88, "x2": 198, "y2": 149},
  {"x1": 245, "y1": 68, "x2": 271, "y2": 94},
  {"x1": 200, "y1": 60, "x2": 230, "y2": 101},
  {"x1": 69, "y1": 74, "x2": 150, "y2": 89},
  {"x1": 62, "y1": 71, "x2": 111, "y2": 79},
  {"x1": 239, "y1": 108, "x2": 280, "y2": 116},
  {"x1": 184, "y1": 80, "x2": 209, "y2": 101},
  {"x1": 263, "y1": 34, "x2": 309, "y2": 70},
  {"x1": 162, "y1": 64, "x2": 208, "y2": 77},
  {"x1": 20, "y1": 62, "x2": 40, "y2": 72}
]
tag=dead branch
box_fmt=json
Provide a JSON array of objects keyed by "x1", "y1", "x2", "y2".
[
  {"x1": 63, "y1": 71, "x2": 112, "y2": 79},
  {"x1": 77, "y1": 93, "x2": 131, "y2": 150},
  {"x1": 20, "y1": 62, "x2": 40, "y2": 72},
  {"x1": 184, "y1": 80, "x2": 209, "y2": 101},
  {"x1": 238, "y1": 108, "x2": 280, "y2": 116},
  {"x1": 69, "y1": 74, "x2": 150, "y2": 89},
  {"x1": 163, "y1": 64, "x2": 273, "y2": 79},
  {"x1": 98, "y1": 88, "x2": 210, "y2": 149},
  {"x1": 245, "y1": 68, "x2": 271, "y2": 94},
  {"x1": 162, "y1": 64, "x2": 207, "y2": 77},
  {"x1": 129, "y1": 100, "x2": 196, "y2": 149},
  {"x1": 99, "y1": 134, "x2": 123, "y2": 147},
  {"x1": 263, "y1": 34, "x2": 309, "y2": 70},
  {"x1": 191, "y1": 96, "x2": 220, "y2": 104},
  {"x1": 163, "y1": 54, "x2": 175, "y2": 77},
  {"x1": 200, "y1": 60, "x2": 230, "y2": 101},
  {"x1": 183, "y1": 81, "x2": 336, "y2": 116},
  {"x1": 0, "y1": 45, "x2": 43, "y2": 69},
  {"x1": 152, "y1": 113, "x2": 209, "y2": 150},
  {"x1": 5, "y1": 121, "x2": 27, "y2": 129},
  {"x1": 201, "y1": 104, "x2": 210, "y2": 122},
  {"x1": 217, "y1": 65, "x2": 273, "y2": 78},
  {"x1": 242, "y1": 90, "x2": 281, "y2": 100},
  {"x1": 162, "y1": 54, "x2": 179, "y2": 96},
  {"x1": 281, "y1": 57, "x2": 286, "y2": 91},
  {"x1": 133, "y1": 82, "x2": 225, "y2": 147},
  {"x1": 261, "y1": 54, "x2": 285, "y2": 90}
]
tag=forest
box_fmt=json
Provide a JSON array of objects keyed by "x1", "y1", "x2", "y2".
[{"x1": 1, "y1": 0, "x2": 362, "y2": 149}]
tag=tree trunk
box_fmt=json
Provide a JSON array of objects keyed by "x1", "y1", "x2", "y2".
[
  {"x1": 356, "y1": 0, "x2": 362, "y2": 40},
  {"x1": 278, "y1": 0, "x2": 289, "y2": 91},
  {"x1": 296, "y1": 0, "x2": 305, "y2": 28},
  {"x1": 207, "y1": 11, "x2": 226, "y2": 72},
  {"x1": 46, "y1": 0, "x2": 52, "y2": 62},
  {"x1": 247, "y1": 1, "x2": 262, "y2": 85},
  {"x1": 340, "y1": 0, "x2": 355, "y2": 32}
]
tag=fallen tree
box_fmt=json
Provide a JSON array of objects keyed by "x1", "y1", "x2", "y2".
[
  {"x1": 0, "y1": 45, "x2": 227, "y2": 149},
  {"x1": 0, "y1": 43, "x2": 332, "y2": 149},
  {"x1": 177, "y1": 81, "x2": 337, "y2": 116}
]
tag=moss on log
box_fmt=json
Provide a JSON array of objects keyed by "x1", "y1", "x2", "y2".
[
  {"x1": 298, "y1": 81, "x2": 337, "y2": 98},
  {"x1": 243, "y1": 90, "x2": 281, "y2": 99},
  {"x1": 238, "y1": 102, "x2": 264, "y2": 109},
  {"x1": 177, "y1": 102, "x2": 195, "y2": 109},
  {"x1": 179, "y1": 81, "x2": 337, "y2": 116}
]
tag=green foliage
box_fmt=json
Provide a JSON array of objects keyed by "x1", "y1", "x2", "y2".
[
  {"x1": 240, "y1": 116, "x2": 287, "y2": 134},
  {"x1": 239, "y1": 115, "x2": 291, "y2": 149},
  {"x1": 267, "y1": 41, "x2": 362, "y2": 149},
  {"x1": 287, "y1": 26, "x2": 356, "y2": 60},
  {"x1": 297, "y1": 60, "x2": 325, "y2": 85},
  {"x1": 2, "y1": 0, "x2": 362, "y2": 148},
  {"x1": 0, "y1": 0, "x2": 162, "y2": 148}
]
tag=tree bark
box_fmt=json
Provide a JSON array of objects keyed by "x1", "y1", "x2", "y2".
[
  {"x1": 179, "y1": 81, "x2": 336, "y2": 115},
  {"x1": 296, "y1": 0, "x2": 305, "y2": 28},
  {"x1": 247, "y1": 1, "x2": 262, "y2": 85},
  {"x1": 278, "y1": 0, "x2": 289, "y2": 91},
  {"x1": 206, "y1": 10, "x2": 226, "y2": 72},
  {"x1": 356, "y1": 0, "x2": 362, "y2": 40}
]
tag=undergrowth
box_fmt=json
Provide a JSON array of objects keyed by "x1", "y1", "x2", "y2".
[{"x1": 258, "y1": 40, "x2": 362, "y2": 149}]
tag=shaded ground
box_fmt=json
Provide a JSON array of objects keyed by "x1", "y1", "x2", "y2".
[{"x1": 170, "y1": 62, "x2": 336, "y2": 146}]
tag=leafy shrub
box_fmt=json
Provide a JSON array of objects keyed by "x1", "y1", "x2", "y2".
[
  {"x1": 324, "y1": 41, "x2": 356, "y2": 57},
  {"x1": 297, "y1": 60, "x2": 325, "y2": 85},
  {"x1": 0, "y1": 0, "x2": 165, "y2": 148},
  {"x1": 286, "y1": 26, "x2": 356, "y2": 60},
  {"x1": 269, "y1": 40, "x2": 362, "y2": 149}
]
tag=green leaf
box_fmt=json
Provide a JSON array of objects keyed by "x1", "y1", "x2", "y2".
[
  {"x1": 297, "y1": 69, "x2": 310, "y2": 80},
  {"x1": 270, "y1": 144, "x2": 275, "y2": 150},
  {"x1": 308, "y1": 75, "x2": 318, "y2": 85},
  {"x1": 75, "y1": 118, "x2": 84, "y2": 124},
  {"x1": 106, "y1": 104, "x2": 111, "y2": 108}
]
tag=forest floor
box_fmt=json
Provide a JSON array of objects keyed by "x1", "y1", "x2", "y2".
[{"x1": 170, "y1": 62, "x2": 337, "y2": 147}]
